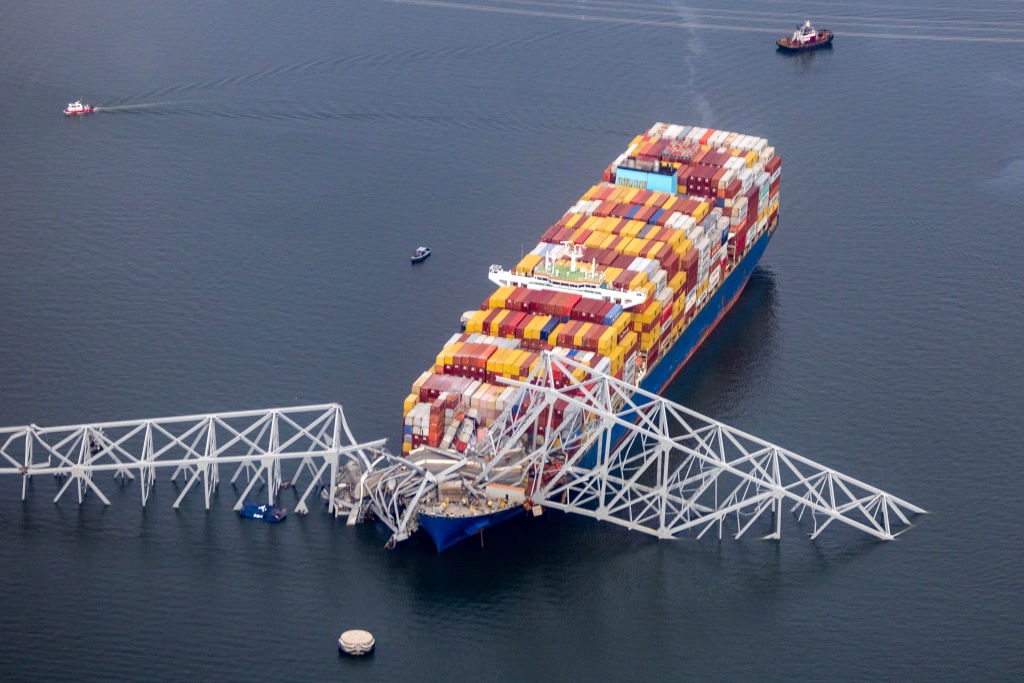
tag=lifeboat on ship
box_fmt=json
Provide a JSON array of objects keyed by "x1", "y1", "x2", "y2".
[
  {"x1": 777, "y1": 20, "x2": 834, "y2": 53},
  {"x1": 64, "y1": 101, "x2": 94, "y2": 116}
]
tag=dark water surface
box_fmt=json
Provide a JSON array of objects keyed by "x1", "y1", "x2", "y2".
[{"x1": 2, "y1": 1, "x2": 1023, "y2": 680}]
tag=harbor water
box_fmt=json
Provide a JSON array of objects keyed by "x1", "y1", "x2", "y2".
[{"x1": 1, "y1": 1, "x2": 1022, "y2": 679}]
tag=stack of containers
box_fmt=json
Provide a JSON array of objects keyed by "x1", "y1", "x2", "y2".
[{"x1": 401, "y1": 124, "x2": 779, "y2": 454}]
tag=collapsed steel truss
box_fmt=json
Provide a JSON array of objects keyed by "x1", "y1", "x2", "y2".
[
  {"x1": 363, "y1": 352, "x2": 924, "y2": 545},
  {"x1": 0, "y1": 362, "x2": 924, "y2": 548},
  {"x1": 0, "y1": 404, "x2": 385, "y2": 515}
]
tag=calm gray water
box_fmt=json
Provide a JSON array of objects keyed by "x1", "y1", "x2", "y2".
[{"x1": 2, "y1": 1, "x2": 1023, "y2": 680}]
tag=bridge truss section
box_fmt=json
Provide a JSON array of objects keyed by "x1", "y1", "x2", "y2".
[
  {"x1": 0, "y1": 404, "x2": 385, "y2": 515},
  {"x1": 469, "y1": 352, "x2": 926, "y2": 543}
]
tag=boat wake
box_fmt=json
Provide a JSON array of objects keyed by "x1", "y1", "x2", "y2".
[{"x1": 91, "y1": 102, "x2": 179, "y2": 113}]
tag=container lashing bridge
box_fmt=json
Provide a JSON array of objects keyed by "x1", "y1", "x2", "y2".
[{"x1": 0, "y1": 355, "x2": 925, "y2": 547}]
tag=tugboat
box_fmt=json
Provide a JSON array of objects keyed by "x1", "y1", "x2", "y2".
[
  {"x1": 238, "y1": 502, "x2": 287, "y2": 523},
  {"x1": 64, "y1": 100, "x2": 94, "y2": 116},
  {"x1": 777, "y1": 20, "x2": 834, "y2": 52},
  {"x1": 411, "y1": 246, "x2": 431, "y2": 264}
]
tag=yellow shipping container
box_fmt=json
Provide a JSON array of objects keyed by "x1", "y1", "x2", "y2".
[
  {"x1": 492, "y1": 348, "x2": 509, "y2": 377},
  {"x1": 620, "y1": 220, "x2": 644, "y2": 238},
  {"x1": 610, "y1": 313, "x2": 630, "y2": 337},
  {"x1": 628, "y1": 271, "x2": 648, "y2": 291},
  {"x1": 691, "y1": 201, "x2": 710, "y2": 223},
  {"x1": 487, "y1": 347, "x2": 508, "y2": 376},
  {"x1": 669, "y1": 271, "x2": 687, "y2": 293},
  {"x1": 581, "y1": 215, "x2": 602, "y2": 231},
  {"x1": 661, "y1": 196, "x2": 678, "y2": 212},
  {"x1": 584, "y1": 231, "x2": 606, "y2": 248},
  {"x1": 640, "y1": 330, "x2": 659, "y2": 351},
  {"x1": 402, "y1": 441, "x2": 412, "y2": 454},
  {"x1": 595, "y1": 221, "x2": 616, "y2": 239},
  {"x1": 508, "y1": 349, "x2": 527, "y2": 377},
  {"x1": 574, "y1": 322, "x2": 592, "y2": 349},
  {"x1": 602, "y1": 266, "x2": 623, "y2": 285},
  {"x1": 582, "y1": 184, "x2": 602, "y2": 200},
  {"x1": 565, "y1": 213, "x2": 583, "y2": 228},
  {"x1": 489, "y1": 309, "x2": 509, "y2": 336},
  {"x1": 745, "y1": 150, "x2": 758, "y2": 167},
  {"x1": 516, "y1": 253, "x2": 541, "y2": 275},
  {"x1": 598, "y1": 327, "x2": 617, "y2": 355},
  {"x1": 620, "y1": 187, "x2": 640, "y2": 204},
  {"x1": 548, "y1": 322, "x2": 567, "y2": 346},
  {"x1": 465, "y1": 310, "x2": 489, "y2": 334},
  {"x1": 488, "y1": 286, "x2": 515, "y2": 309},
  {"x1": 403, "y1": 393, "x2": 419, "y2": 416},
  {"x1": 623, "y1": 237, "x2": 647, "y2": 257},
  {"x1": 633, "y1": 299, "x2": 662, "y2": 327}
]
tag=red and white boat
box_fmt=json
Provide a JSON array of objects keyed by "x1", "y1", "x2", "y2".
[
  {"x1": 64, "y1": 101, "x2": 94, "y2": 116},
  {"x1": 777, "y1": 20, "x2": 834, "y2": 53}
]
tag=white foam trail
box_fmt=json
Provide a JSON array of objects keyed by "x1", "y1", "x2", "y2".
[{"x1": 92, "y1": 102, "x2": 179, "y2": 113}]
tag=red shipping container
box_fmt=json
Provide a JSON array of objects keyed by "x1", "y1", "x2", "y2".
[{"x1": 610, "y1": 253, "x2": 634, "y2": 270}]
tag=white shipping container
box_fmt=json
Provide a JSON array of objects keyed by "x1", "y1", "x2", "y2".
[
  {"x1": 647, "y1": 122, "x2": 669, "y2": 137},
  {"x1": 708, "y1": 130, "x2": 729, "y2": 148},
  {"x1": 724, "y1": 155, "x2": 746, "y2": 171},
  {"x1": 737, "y1": 167, "x2": 754, "y2": 193}
]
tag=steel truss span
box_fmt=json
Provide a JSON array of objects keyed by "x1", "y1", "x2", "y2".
[
  {"x1": 362, "y1": 353, "x2": 925, "y2": 547},
  {"x1": 0, "y1": 404, "x2": 385, "y2": 516},
  {"x1": 482, "y1": 354, "x2": 925, "y2": 541}
]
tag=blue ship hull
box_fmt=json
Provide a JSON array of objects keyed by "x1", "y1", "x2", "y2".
[
  {"x1": 641, "y1": 224, "x2": 774, "y2": 396},
  {"x1": 419, "y1": 504, "x2": 526, "y2": 552}
]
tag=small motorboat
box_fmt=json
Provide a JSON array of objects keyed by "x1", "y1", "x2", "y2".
[
  {"x1": 64, "y1": 100, "x2": 94, "y2": 116},
  {"x1": 239, "y1": 502, "x2": 287, "y2": 523},
  {"x1": 777, "y1": 20, "x2": 834, "y2": 52},
  {"x1": 411, "y1": 246, "x2": 431, "y2": 264}
]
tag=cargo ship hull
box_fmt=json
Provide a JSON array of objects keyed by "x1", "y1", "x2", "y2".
[
  {"x1": 418, "y1": 504, "x2": 526, "y2": 552},
  {"x1": 640, "y1": 220, "x2": 772, "y2": 396},
  {"x1": 401, "y1": 123, "x2": 781, "y2": 551}
]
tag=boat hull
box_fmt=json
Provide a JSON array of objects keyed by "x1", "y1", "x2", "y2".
[
  {"x1": 239, "y1": 503, "x2": 287, "y2": 523},
  {"x1": 419, "y1": 504, "x2": 525, "y2": 552},
  {"x1": 777, "y1": 34, "x2": 833, "y2": 52}
]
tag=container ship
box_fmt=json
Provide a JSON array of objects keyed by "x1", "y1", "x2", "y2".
[{"x1": 401, "y1": 123, "x2": 781, "y2": 551}]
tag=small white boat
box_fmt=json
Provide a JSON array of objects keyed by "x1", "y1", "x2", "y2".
[
  {"x1": 411, "y1": 246, "x2": 431, "y2": 264},
  {"x1": 64, "y1": 101, "x2": 94, "y2": 116}
]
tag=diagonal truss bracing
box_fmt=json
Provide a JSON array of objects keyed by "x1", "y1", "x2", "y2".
[
  {"x1": 0, "y1": 404, "x2": 385, "y2": 515},
  {"x1": 473, "y1": 353, "x2": 925, "y2": 542}
]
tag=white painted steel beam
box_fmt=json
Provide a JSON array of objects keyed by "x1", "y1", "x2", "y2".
[{"x1": 0, "y1": 404, "x2": 385, "y2": 515}]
